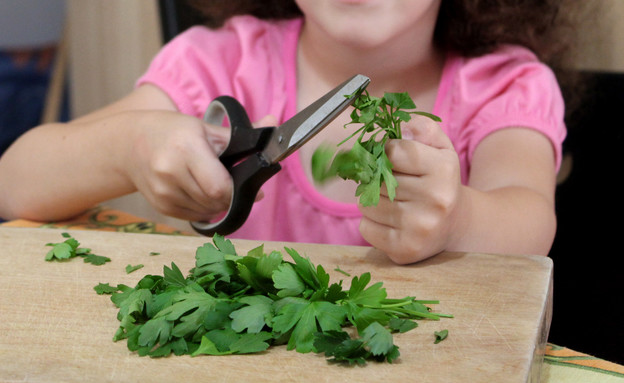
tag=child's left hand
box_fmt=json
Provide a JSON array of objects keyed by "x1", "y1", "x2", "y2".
[{"x1": 358, "y1": 115, "x2": 464, "y2": 264}]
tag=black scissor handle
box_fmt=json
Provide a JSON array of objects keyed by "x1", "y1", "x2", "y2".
[{"x1": 190, "y1": 96, "x2": 279, "y2": 236}]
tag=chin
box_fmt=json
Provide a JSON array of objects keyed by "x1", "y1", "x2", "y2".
[{"x1": 333, "y1": 0, "x2": 377, "y2": 4}]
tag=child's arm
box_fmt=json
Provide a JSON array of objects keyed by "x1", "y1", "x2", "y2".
[
  {"x1": 0, "y1": 84, "x2": 233, "y2": 222},
  {"x1": 358, "y1": 115, "x2": 557, "y2": 264}
]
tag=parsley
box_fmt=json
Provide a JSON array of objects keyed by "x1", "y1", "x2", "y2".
[
  {"x1": 45, "y1": 232, "x2": 111, "y2": 265},
  {"x1": 100, "y1": 234, "x2": 451, "y2": 364},
  {"x1": 434, "y1": 329, "x2": 449, "y2": 344},
  {"x1": 312, "y1": 90, "x2": 441, "y2": 206},
  {"x1": 125, "y1": 264, "x2": 144, "y2": 274},
  {"x1": 94, "y1": 283, "x2": 120, "y2": 295},
  {"x1": 334, "y1": 267, "x2": 351, "y2": 277},
  {"x1": 83, "y1": 253, "x2": 112, "y2": 266}
]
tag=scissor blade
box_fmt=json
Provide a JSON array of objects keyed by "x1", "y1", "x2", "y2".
[{"x1": 262, "y1": 74, "x2": 370, "y2": 164}]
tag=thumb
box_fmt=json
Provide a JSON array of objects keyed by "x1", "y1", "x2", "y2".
[
  {"x1": 203, "y1": 122, "x2": 231, "y2": 154},
  {"x1": 401, "y1": 114, "x2": 452, "y2": 150}
]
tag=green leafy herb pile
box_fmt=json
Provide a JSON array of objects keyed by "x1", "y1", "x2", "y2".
[
  {"x1": 312, "y1": 90, "x2": 441, "y2": 206},
  {"x1": 100, "y1": 235, "x2": 451, "y2": 364}
]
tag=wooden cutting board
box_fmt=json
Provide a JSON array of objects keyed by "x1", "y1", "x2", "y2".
[{"x1": 0, "y1": 227, "x2": 552, "y2": 383}]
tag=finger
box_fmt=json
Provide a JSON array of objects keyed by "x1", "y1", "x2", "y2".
[
  {"x1": 386, "y1": 139, "x2": 449, "y2": 176},
  {"x1": 359, "y1": 197, "x2": 402, "y2": 228},
  {"x1": 157, "y1": 198, "x2": 218, "y2": 222},
  {"x1": 143, "y1": 174, "x2": 222, "y2": 221},
  {"x1": 378, "y1": 171, "x2": 427, "y2": 202},
  {"x1": 186, "y1": 157, "x2": 233, "y2": 210},
  {"x1": 203, "y1": 123, "x2": 231, "y2": 155},
  {"x1": 358, "y1": 217, "x2": 407, "y2": 262},
  {"x1": 184, "y1": 170, "x2": 232, "y2": 213},
  {"x1": 203, "y1": 114, "x2": 277, "y2": 157},
  {"x1": 253, "y1": 114, "x2": 278, "y2": 128},
  {"x1": 401, "y1": 114, "x2": 453, "y2": 150},
  {"x1": 192, "y1": 116, "x2": 275, "y2": 212},
  {"x1": 359, "y1": 211, "x2": 439, "y2": 265}
]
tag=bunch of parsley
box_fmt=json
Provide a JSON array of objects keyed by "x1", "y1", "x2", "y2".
[
  {"x1": 100, "y1": 235, "x2": 450, "y2": 364},
  {"x1": 312, "y1": 90, "x2": 441, "y2": 206}
]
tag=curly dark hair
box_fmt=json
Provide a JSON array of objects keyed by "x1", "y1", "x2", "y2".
[
  {"x1": 185, "y1": 0, "x2": 302, "y2": 28},
  {"x1": 187, "y1": 0, "x2": 580, "y2": 65}
]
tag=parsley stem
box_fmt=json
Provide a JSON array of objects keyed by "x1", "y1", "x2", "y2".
[
  {"x1": 379, "y1": 301, "x2": 415, "y2": 309},
  {"x1": 413, "y1": 300, "x2": 441, "y2": 305},
  {"x1": 384, "y1": 308, "x2": 442, "y2": 320},
  {"x1": 338, "y1": 124, "x2": 366, "y2": 146}
]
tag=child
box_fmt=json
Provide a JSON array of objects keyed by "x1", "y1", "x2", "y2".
[{"x1": 0, "y1": 0, "x2": 580, "y2": 264}]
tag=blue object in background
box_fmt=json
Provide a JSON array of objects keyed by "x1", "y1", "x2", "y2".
[
  {"x1": 0, "y1": 0, "x2": 68, "y2": 157},
  {"x1": 0, "y1": 49, "x2": 68, "y2": 156}
]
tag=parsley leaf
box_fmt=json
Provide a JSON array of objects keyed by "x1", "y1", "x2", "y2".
[
  {"x1": 163, "y1": 262, "x2": 187, "y2": 287},
  {"x1": 45, "y1": 232, "x2": 109, "y2": 266},
  {"x1": 273, "y1": 263, "x2": 306, "y2": 298},
  {"x1": 83, "y1": 253, "x2": 111, "y2": 266},
  {"x1": 229, "y1": 295, "x2": 273, "y2": 333},
  {"x1": 272, "y1": 298, "x2": 347, "y2": 353},
  {"x1": 126, "y1": 264, "x2": 144, "y2": 274},
  {"x1": 434, "y1": 329, "x2": 449, "y2": 344},
  {"x1": 348, "y1": 272, "x2": 387, "y2": 307},
  {"x1": 361, "y1": 322, "x2": 396, "y2": 357},
  {"x1": 192, "y1": 330, "x2": 272, "y2": 356},
  {"x1": 388, "y1": 317, "x2": 418, "y2": 333},
  {"x1": 94, "y1": 283, "x2": 120, "y2": 295},
  {"x1": 314, "y1": 331, "x2": 370, "y2": 365}
]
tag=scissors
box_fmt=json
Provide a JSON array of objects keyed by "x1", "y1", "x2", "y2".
[{"x1": 190, "y1": 74, "x2": 370, "y2": 236}]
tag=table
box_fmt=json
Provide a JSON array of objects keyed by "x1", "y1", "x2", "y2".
[{"x1": 1, "y1": 206, "x2": 623, "y2": 383}]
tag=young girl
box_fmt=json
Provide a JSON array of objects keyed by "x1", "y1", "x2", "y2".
[{"x1": 0, "y1": 0, "x2": 579, "y2": 264}]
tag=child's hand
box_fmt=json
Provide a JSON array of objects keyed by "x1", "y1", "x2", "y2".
[
  {"x1": 124, "y1": 111, "x2": 277, "y2": 222},
  {"x1": 358, "y1": 115, "x2": 463, "y2": 264}
]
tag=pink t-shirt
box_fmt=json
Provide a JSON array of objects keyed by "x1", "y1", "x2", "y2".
[{"x1": 137, "y1": 15, "x2": 566, "y2": 246}]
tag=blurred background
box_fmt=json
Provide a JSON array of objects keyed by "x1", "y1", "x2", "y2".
[
  {"x1": 0, "y1": 0, "x2": 68, "y2": 155},
  {"x1": 1, "y1": 0, "x2": 623, "y2": 364}
]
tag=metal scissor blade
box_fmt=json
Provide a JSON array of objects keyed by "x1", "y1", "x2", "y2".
[{"x1": 262, "y1": 74, "x2": 370, "y2": 164}]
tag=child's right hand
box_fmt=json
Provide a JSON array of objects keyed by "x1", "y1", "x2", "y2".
[
  {"x1": 120, "y1": 110, "x2": 232, "y2": 222},
  {"x1": 0, "y1": 82, "x2": 274, "y2": 224},
  {"x1": 122, "y1": 111, "x2": 278, "y2": 222}
]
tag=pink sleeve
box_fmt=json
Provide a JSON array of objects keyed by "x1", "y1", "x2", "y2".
[
  {"x1": 135, "y1": 16, "x2": 299, "y2": 122},
  {"x1": 443, "y1": 45, "x2": 567, "y2": 180},
  {"x1": 135, "y1": 26, "x2": 236, "y2": 118}
]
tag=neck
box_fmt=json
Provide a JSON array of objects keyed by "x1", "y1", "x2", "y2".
[{"x1": 297, "y1": 20, "x2": 444, "y2": 100}]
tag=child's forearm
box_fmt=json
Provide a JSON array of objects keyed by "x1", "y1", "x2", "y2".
[
  {"x1": 359, "y1": 126, "x2": 558, "y2": 264},
  {"x1": 447, "y1": 184, "x2": 557, "y2": 257},
  {"x1": 0, "y1": 107, "x2": 233, "y2": 223},
  {"x1": 0, "y1": 116, "x2": 136, "y2": 221}
]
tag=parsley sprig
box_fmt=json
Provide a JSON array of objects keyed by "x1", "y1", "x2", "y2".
[
  {"x1": 101, "y1": 234, "x2": 451, "y2": 364},
  {"x1": 312, "y1": 90, "x2": 441, "y2": 206},
  {"x1": 45, "y1": 232, "x2": 111, "y2": 266}
]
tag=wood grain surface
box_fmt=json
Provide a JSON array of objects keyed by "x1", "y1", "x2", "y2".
[{"x1": 0, "y1": 227, "x2": 552, "y2": 383}]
